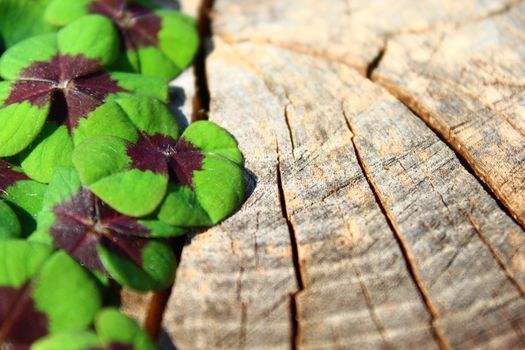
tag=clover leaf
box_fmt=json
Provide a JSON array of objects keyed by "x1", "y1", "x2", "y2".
[
  {"x1": 45, "y1": 0, "x2": 199, "y2": 79},
  {"x1": 73, "y1": 116, "x2": 245, "y2": 228},
  {"x1": 0, "y1": 240, "x2": 103, "y2": 349},
  {"x1": 35, "y1": 166, "x2": 177, "y2": 291},
  {"x1": 0, "y1": 201, "x2": 21, "y2": 239},
  {"x1": 0, "y1": 0, "x2": 54, "y2": 53},
  {"x1": 0, "y1": 159, "x2": 47, "y2": 235},
  {"x1": 0, "y1": 15, "x2": 169, "y2": 183},
  {"x1": 32, "y1": 308, "x2": 156, "y2": 350}
]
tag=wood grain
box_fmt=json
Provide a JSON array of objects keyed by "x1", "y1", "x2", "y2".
[
  {"x1": 374, "y1": 2, "x2": 525, "y2": 227},
  {"x1": 162, "y1": 9, "x2": 525, "y2": 350},
  {"x1": 154, "y1": 1, "x2": 525, "y2": 349},
  {"x1": 211, "y1": 0, "x2": 518, "y2": 72},
  {"x1": 345, "y1": 81, "x2": 525, "y2": 349},
  {"x1": 209, "y1": 0, "x2": 525, "y2": 226}
]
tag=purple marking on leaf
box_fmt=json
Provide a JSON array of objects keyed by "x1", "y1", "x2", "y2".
[
  {"x1": 127, "y1": 133, "x2": 170, "y2": 174},
  {"x1": 170, "y1": 138, "x2": 205, "y2": 188},
  {"x1": 90, "y1": 343, "x2": 134, "y2": 350},
  {"x1": 51, "y1": 188, "x2": 150, "y2": 273},
  {"x1": 127, "y1": 133, "x2": 204, "y2": 188},
  {"x1": 4, "y1": 81, "x2": 54, "y2": 108},
  {"x1": 3, "y1": 343, "x2": 31, "y2": 350},
  {"x1": 0, "y1": 160, "x2": 28, "y2": 195},
  {"x1": 89, "y1": 0, "x2": 162, "y2": 50},
  {"x1": 4, "y1": 55, "x2": 125, "y2": 132},
  {"x1": 17, "y1": 54, "x2": 100, "y2": 82},
  {"x1": 0, "y1": 284, "x2": 48, "y2": 346}
]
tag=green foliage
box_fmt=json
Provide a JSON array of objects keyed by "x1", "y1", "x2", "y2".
[
  {"x1": 0, "y1": 201, "x2": 21, "y2": 239},
  {"x1": 45, "y1": 0, "x2": 199, "y2": 79},
  {"x1": 0, "y1": 15, "x2": 168, "y2": 183},
  {"x1": 33, "y1": 308, "x2": 156, "y2": 350},
  {"x1": 0, "y1": 0, "x2": 54, "y2": 52},
  {"x1": 35, "y1": 166, "x2": 177, "y2": 291},
  {"x1": 73, "y1": 113, "x2": 245, "y2": 227},
  {"x1": 0, "y1": 0, "x2": 245, "y2": 343},
  {"x1": 0, "y1": 240, "x2": 103, "y2": 347}
]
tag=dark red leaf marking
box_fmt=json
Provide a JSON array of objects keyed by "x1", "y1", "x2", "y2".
[
  {"x1": 51, "y1": 188, "x2": 150, "y2": 273},
  {"x1": 0, "y1": 283, "x2": 49, "y2": 348},
  {"x1": 89, "y1": 0, "x2": 161, "y2": 50},
  {"x1": 4, "y1": 54, "x2": 125, "y2": 132},
  {"x1": 127, "y1": 133, "x2": 204, "y2": 188},
  {"x1": 90, "y1": 343, "x2": 134, "y2": 350},
  {"x1": 0, "y1": 160, "x2": 28, "y2": 196},
  {"x1": 170, "y1": 138, "x2": 205, "y2": 188},
  {"x1": 4, "y1": 81, "x2": 54, "y2": 108},
  {"x1": 126, "y1": 134, "x2": 169, "y2": 174}
]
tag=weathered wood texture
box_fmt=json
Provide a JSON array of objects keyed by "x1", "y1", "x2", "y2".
[
  {"x1": 211, "y1": 0, "x2": 525, "y2": 227},
  {"x1": 374, "y1": 2, "x2": 525, "y2": 227},
  {"x1": 160, "y1": 0, "x2": 525, "y2": 349}
]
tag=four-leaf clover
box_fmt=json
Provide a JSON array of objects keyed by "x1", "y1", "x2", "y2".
[
  {"x1": 45, "y1": 0, "x2": 199, "y2": 79},
  {"x1": 34, "y1": 167, "x2": 178, "y2": 291},
  {"x1": 0, "y1": 240, "x2": 103, "y2": 349},
  {"x1": 73, "y1": 116, "x2": 245, "y2": 226},
  {"x1": 0, "y1": 15, "x2": 169, "y2": 182}
]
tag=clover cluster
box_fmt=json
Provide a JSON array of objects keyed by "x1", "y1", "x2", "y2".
[{"x1": 0, "y1": 1, "x2": 245, "y2": 349}]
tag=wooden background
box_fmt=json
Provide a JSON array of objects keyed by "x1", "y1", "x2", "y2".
[{"x1": 125, "y1": 0, "x2": 525, "y2": 349}]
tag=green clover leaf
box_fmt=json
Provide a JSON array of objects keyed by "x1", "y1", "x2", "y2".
[
  {"x1": 0, "y1": 159, "x2": 47, "y2": 235},
  {"x1": 0, "y1": 240, "x2": 103, "y2": 349},
  {"x1": 0, "y1": 15, "x2": 169, "y2": 183},
  {"x1": 0, "y1": 201, "x2": 21, "y2": 239},
  {"x1": 0, "y1": 0, "x2": 54, "y2": 53},
  {"x1": 73, "y1": 113, "x2": 245, "y2": 227},
  {"x1": 32, "y1": 308, "x2": 156, "y2": 350},
  {"x1": 34, "y1": 166, "x2": 177, "y2": 291},
  {"x1": 45, "y1": 0, "x2": 199, "y2": 79}
]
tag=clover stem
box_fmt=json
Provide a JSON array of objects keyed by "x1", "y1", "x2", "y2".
[
  {"x1": 144, "y1": 235, "x2": 187, "y2": 340},
  {"x1": 144, "y1": 286, "x2": 173, "y2": 340}
]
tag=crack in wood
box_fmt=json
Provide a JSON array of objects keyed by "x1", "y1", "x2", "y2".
[
  {"x1": 217, "y1": 29, "x2": 525, "y2": 233},
  {"x1": 342, "y1": 108, "x2": 452, "y2": 350},
  {"x1": 213, "y1": 2, "x2": 524, "y2": 232},
  {"x1": 354, "y1": 264, "x2": 393, "y2": 349},
  {"x1": 253, "y1": 212, "x2": 260, "y2": 268},
  {"x1": 418, "y1": 71, "x2": 525, "y2": 138},
  {"x1": 215, "y1": 32, "x2": 369, "y2": 76},
  {"x1": 235, "y1": 265, "x2": 248, "y2": 349},
  {"x1": 284, "y1": 104, "x2": 296, "y2": 159},
  {"x1": 192, "y1": 0, "x2": 215, "y2": 121},
  {"x1": 366, "y1": 41, "x2": 386, "y2": 79},
  {"x1": 462, "y1": 210, "x2": 525, "y2": 298},
  {"x1": 372, "y1": 77, "x2": 525, "y2": 229},
  {"x1": 456, "y1": 0, "x2": 524, "y2": 28},
  {"x1": 338, "y1": 205, "x2": 394, "y2": 349},
  {"x1": 382, "y1": 0, "x2": 523, "y2": 38},
  {"x1": 276, "y1": 142, "x2": 304, "y2": 350},
  {"x1": 166, "y1": 2, "x2": 525, "y2": 348}
]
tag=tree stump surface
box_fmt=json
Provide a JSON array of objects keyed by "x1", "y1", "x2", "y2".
[{"x1": 128, "y1": 1, "x2": 525, "y2": 349}]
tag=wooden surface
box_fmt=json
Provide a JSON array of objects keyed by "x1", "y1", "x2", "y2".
[{"x1": 127, "y1": 0, "x2": 525, "y2": 349}]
